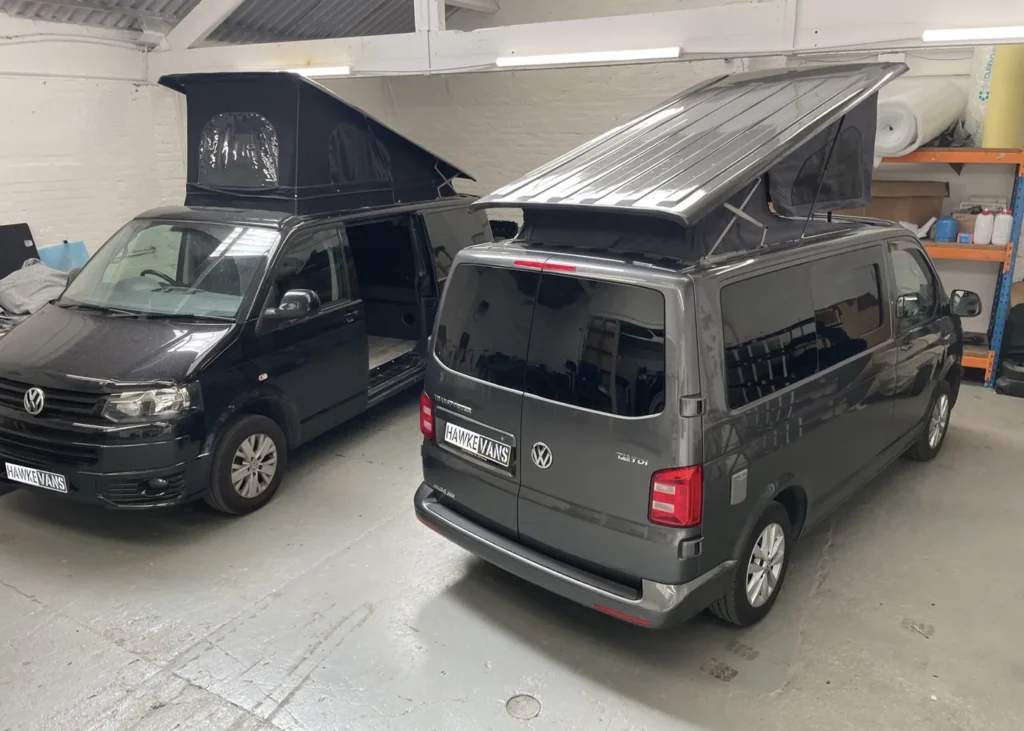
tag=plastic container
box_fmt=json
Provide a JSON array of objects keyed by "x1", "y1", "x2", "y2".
[
  {"x1": 993, "y1": 209, "x2": 1014, "y2": 245},
  {"x1": 933, "y1": 216, "x2": 958, "y2": 242},
  {"x1": 974, "y1": 209, "x2": 994, "y2": 245}
]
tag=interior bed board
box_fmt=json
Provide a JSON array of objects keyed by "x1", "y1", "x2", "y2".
[{"x1": 368, "y1": 336, "x2": 416, "y2": 371}]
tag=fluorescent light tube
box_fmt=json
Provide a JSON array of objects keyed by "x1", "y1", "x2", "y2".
[
  {"x1": 495, "y1": 47, "x2": 681, "y2": 68},
  {"x1": 922, "y1": 26, "x2": 1024, "y2": 43},
  {"x1": 285, "y1": 65, "x2": 352, "y2": 77}
]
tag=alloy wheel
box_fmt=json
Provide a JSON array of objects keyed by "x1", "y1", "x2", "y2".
[
  {"x1": 746, "y1": 522, "x2": 786, "y2": 608},
  {"x1": 231, "y1": 433, "x2": 279, "y2": 499},
  {"x1": 928, "y1": 393, "x2": 950, "y2": 450}
]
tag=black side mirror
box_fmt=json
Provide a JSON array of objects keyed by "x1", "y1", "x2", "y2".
[
  {"x1": 950, "y1": 289, "x2": 982, "y2": 318},
  {"x1": 66, "y1": 266, "x2": 82, "y2": 285},
  {"x1": 265, "y1": 289, "x2": 320, "y2": 320},
  {"x1": 896, "y1": 293, "x2": 920, "y2": 319}
]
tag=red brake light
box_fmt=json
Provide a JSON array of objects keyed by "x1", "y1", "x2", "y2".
[
  {"x1": 513, "y1": 259, "x2": 577, "y2": 273},
  {"x1": 420, "y1": 392, "x2": 435, "y2": 441},
  {"x1": 649, "y1": 466, "x2": 703, "y2": 527}
]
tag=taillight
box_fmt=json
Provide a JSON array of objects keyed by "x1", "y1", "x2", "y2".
[
  {"x1": 513, "y1": 259, "x2": 577, "y2": 273},
  {"x1": 420, "y1": 392, "x2": 435, "y2": 441},
  {"x1": 649, "y1": 466, "x2": 703, "y2": 527}
]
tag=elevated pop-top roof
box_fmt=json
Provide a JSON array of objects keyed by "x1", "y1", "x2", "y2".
[
  {"x1": 474, "y1": 62, "x2": 907, "y2": 226},
  {"x1": 159, "y1": 72, "x2": 474, "y2": 215}
]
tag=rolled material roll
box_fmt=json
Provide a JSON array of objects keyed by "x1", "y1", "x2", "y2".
[
  {"x1": 981, "y1": 44, "x2": 1024, "y2": 149},
  {"x1": 965, "y1": 45, "x2": 995, "y2": 145},
  {"x1": 875, "y1": 78, "x2": 967, "y2": 158}
]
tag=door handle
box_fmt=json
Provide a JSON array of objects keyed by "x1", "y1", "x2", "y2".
[
  {"x1": 900, "y1": 343, "x2": 913, "y2": 352},
  {"x1": 343, "y1": 313, "x2": 358, "y2": 324}
]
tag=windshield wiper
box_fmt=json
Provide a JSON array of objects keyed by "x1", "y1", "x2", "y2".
[
  {"x1": 56, "y1": 302, "x2": 142, "y2": 317},
  {"x1": 135, "y1": 312, "x2": 234, "y2": 323}
]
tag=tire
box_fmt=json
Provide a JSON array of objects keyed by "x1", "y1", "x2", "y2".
[
  {"x1": 905, "y1": 381, "x2": 953, "y2": 462},
  {"x1": 205, "y1": 414, "x2": 288, "y2": 515},
  {"x1": 709, "y1": 501, "x2": 792, "y2": 627}
]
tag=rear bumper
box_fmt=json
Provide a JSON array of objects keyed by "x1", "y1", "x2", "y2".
[{"x1": 414, "y1": 483, "x2": 734, "y2": 629}]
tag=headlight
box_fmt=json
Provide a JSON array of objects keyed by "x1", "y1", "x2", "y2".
[{"x1": 102, "y1": 386, "x2": 198, "y2": 423}]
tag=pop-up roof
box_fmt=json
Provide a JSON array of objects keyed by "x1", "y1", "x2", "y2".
[
  {"x1": 159, "y1": 72, "x2": 474, "y2": 216},
  {"x1": 474, "y1": 63, "x2": 907, "y2": 230}
]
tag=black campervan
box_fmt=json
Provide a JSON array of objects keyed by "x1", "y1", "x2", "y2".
[{"x1": 0, "y1": 72, "x2": 491, "y2": 514}]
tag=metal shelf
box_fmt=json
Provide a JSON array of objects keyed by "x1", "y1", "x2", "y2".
[
  {"x1": 883, "y1": 148, "x2": 1024, "y2": 387},
  {"x1": 922, "y1": 242, "x2": 1010, "y2": 262}
]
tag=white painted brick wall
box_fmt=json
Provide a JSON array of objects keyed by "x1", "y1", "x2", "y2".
[{"x1": 0, "y1": 77, "x2": 185, "y2": 254}]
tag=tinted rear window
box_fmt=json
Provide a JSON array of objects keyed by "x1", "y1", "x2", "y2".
[
  {"x1": 434, "y1": 263, "x2": 667, "y2": 417},
  {"x1": 434, "y1": 264, "x2": 539, "y2": 390},
  {"x1": 525, "y1": 275, "x2": 666, "y2": 417}
]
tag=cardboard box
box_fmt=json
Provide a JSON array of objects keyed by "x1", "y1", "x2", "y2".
[
  {"x1": 953, "y1": 212, "x2": 976, "y2": 236},
  {"x1": 837, "y1": 180, "x2": 949, "y2": 224}
]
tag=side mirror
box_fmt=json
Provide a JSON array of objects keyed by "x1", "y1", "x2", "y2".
[
  {"x1": 896, "y1": 293, "x2": 920, "y2": 319},
  {"x1": 66, "y1": 266, "x2": 82, "y2": 285},
  {"x1": 265, "y1": 289, "x2": 320, "y2": 320},
  {"x1": 950, "y1": 289, "x2": 982, "y2": 318}
]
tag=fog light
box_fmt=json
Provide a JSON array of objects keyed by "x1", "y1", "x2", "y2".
[{"x1": 144, "y1": 478, "x2": 169, "y2": 495}]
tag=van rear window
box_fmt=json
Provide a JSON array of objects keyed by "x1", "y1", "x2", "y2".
[
  {"x1": 435, "y1": 263, "x2": 667, "y2": 417},
  {"x1": 434, "y1": 264, "x2": 540, "y2": 390},
  {"x1": 525, "y1": 275, "x2": 666, "y2": 417}
]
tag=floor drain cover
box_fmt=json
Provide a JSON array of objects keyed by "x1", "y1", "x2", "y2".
[{"x1": 506, "y1": 694, "x2": 541, "y2": 720}]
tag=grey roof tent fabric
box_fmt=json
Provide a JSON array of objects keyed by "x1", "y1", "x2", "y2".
[
  {"x1": 474, "y1": 62, "x2": 907, "y2": 227},
  {"x1": 160, "y1": 72, "x2": 474, "y2": 215}
]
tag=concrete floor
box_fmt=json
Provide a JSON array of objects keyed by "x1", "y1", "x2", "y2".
[{"x1": 0, "y1": 385, "x2": 1022, "y2": 731}]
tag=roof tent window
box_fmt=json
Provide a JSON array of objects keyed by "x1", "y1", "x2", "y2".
[
  {"x1": 199, "y1": 112, "x2": 280, "y2": 189},
  {"x1": 329, "y1": 123, "x2": 393, "y2": 185}
]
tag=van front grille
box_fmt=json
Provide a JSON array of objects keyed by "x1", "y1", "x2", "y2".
[
  {"x1": 0, "y1": 424, "x2": 100, "y2": 466},
  {"x1": 0, "y1": 378, "x2": 102, "y2": 420}
]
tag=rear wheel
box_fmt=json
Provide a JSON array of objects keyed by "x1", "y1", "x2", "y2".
[
  {"x1": 709, "y1": 502, "x2": 792, "y2": 627},
  {"x1": 205, "y1": 414, "x2": 288, "y2": 515},
  {"x1": 905, "y1": 381, "x2": 952, "y2": 462}
]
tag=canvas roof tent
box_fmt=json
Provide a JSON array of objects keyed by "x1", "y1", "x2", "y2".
[
  {"x1": 474, "y1": 62, "x2": 908, "y2": 260},
  {"x1": 159, "y1": 72, "x2": 474, "y2": 216}
]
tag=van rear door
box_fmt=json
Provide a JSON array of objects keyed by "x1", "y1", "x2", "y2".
[
  {"x1": 516, "y1": 264, "x2": 694, "y2": 586},
  {"x1": 422, "y1": 260, "x2": 539, "y2": 536}
]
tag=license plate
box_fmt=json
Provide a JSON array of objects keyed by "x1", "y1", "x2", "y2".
[
  {"x1": 443, "y1": 422, "x2": 512, "y2": 468},
  {"x1": 5, "y1": 462, "x2": 68, "y2": 494}
]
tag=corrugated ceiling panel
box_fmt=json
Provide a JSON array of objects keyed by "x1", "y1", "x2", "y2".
[
  {"x1": 476, "y1": 63, "x2": 908, "y2": 226},
  {"x1": 0, "y1": 0, "x2": 413, "y2": 40}
]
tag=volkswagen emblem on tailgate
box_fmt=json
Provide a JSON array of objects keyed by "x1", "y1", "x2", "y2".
[
  {"x1": 23, "y1": 387, "x2": 45, "y2": 416},
  {"x1": 531, "y1": 442, "x2": 553, "y2": 470}
]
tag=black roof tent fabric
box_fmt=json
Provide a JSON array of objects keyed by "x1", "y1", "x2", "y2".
[
  {"x1": 518, "y1": 177, "x2": 855, "y2": 263},
  {"x1": 159, "y1": 72, "x2": 475, "y2": 215}
]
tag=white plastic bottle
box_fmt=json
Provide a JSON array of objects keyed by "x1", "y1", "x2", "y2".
[
  {"x1": 974, "y1": 209, "x2": 994, "y2": 245},
  {"x1": 992, "y1": 209, "x2": 1014, "y2": 245}
]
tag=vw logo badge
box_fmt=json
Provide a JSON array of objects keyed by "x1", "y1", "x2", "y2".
[
  {"x1": 531, "y1": 442, "x2": 553, "y2": 470},
  {"x1": 23, "y1": 387, "x2": 45, "y2": 416}
]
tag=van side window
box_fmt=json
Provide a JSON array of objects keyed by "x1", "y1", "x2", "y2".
[
  {"x1": 422, "y1": 208, "x2": 493, "y2": 286},
  {"x1": 721, "y1": 265, "x2": 818, "y2": 410},
  {"x1": 525, "y1": 276, "x2": 667, "y2": 417},
  {"x1": 811, "y1": 250, "x2": 887, "y2": 370},
  {"x1": 434, "y1": 264, "x2": 539, "y2": 390},
  {"x1": 889, "y1": 245, "x2": 937, "y2": 329},
  {"x1": 269, "y1": 228, "x2": 351, "y2": 309}
]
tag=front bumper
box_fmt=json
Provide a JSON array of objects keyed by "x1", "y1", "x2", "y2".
[
  {"x1": 0, "y1": 434, "x2": 211, "y2": 509},
  {"x1": 414, "y1": 483, "x2": 734, "y2": 628}
]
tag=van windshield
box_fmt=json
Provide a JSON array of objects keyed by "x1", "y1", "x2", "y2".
[{"x1": 60, "y1": 219, "x2": 279, "y2": 320}]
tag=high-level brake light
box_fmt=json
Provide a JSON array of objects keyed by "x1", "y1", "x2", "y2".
[{"x1": 513, "y1": 259, "x2": 577, "y2": 272}]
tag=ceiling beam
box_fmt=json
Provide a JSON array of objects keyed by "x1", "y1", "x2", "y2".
[
  {"x1": 446, "y1": 0, "x2": 499, "y2": 12},
  {"x1": 164, "y1": 0, "x2": 246, "y2": 50},
  {"x1": 415, "y1": 0, "x2": 446, "y2": 32}
]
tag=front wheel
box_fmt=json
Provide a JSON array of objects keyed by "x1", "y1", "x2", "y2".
[
  {"x1": 905, "y1": 381, "x2": 952, "y2": 462},
  {"x1": 709, "y1": 501, "x2": 792, "y2": 627},
  {"x1": 205, "y1": 414, "x2": 288, "y2": 515}
]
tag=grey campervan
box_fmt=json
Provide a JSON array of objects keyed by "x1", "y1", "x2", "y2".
[{"x1": 413, "y1": 63, "x2": 982, "y2": 627}]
